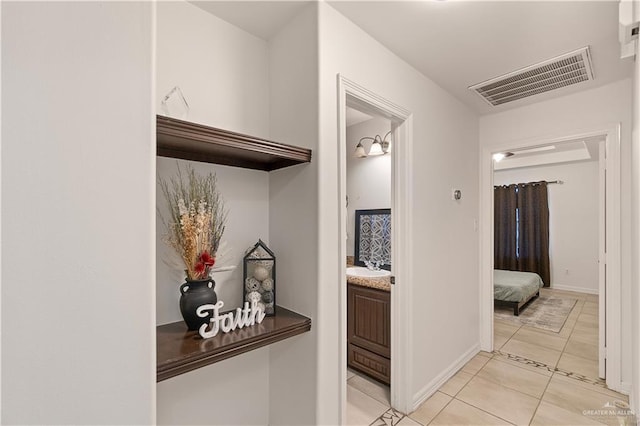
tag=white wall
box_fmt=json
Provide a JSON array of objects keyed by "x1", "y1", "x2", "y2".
[
  {"x1": 155, "y1": 2, "x2": 272, "y2": 424},
  {"x1": 156, "y1": 1, "x2": 269, "y2": 136},
  {"x1": 2, "y1": 2, "x2": 155, "y2": 424},
  {"x1": 157, "y1": 349, "x2": 269, "y2": 425},
  {"x1": 346, "y1": 117, "x2": 392, "y2": 257},
  {"x1": 267, "y1": 4, "x2": 319, "y2": 424},
  {"x1": 318, "y1": 3, "x2": 480, "y2": 418},
  {"x1": 480, "y1": 78, "x2": 633, "y2": 385},
  {"x1": 630, "y1": 0, "x2": 640, "y2": 414},
  {"x1": 494, "y1": 161, "x2": 600, "y2": 293}
]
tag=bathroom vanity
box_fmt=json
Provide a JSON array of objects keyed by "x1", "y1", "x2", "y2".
[
  {"x1": 347, "y1": 281, "x2": 391, "y2": 385},
  {"x1": 347, "y1": 208, "x2": 392, "y2": 384}
]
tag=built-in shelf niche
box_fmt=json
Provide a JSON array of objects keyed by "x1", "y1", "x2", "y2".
[{"x1": 156, "y1": 115, "x2": 312, "y2": 380}]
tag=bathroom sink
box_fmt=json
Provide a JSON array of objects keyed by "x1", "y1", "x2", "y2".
[{"x1": 346, "y1": 266, "x2": 391, "y2": 278}]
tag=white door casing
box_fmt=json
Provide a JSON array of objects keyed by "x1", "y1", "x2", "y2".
[{"x1": 598, "y1": 140, "x2": 606, "y2": 379}]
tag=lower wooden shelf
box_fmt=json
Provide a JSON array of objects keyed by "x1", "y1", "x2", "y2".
[{"x1": 157, "y1": 305, "x2": 311, "y2": 382}]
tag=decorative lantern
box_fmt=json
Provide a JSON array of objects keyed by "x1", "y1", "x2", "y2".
[{"x1": 243, "y1": 240, "x2": 276, "y2": 316}]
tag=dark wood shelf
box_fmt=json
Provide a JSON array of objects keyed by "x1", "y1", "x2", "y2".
[
  {"x1": 157, "y1": 306, "x2": 311, "y2": 382},
  {"x1": 157, "y1": 115, "x2": 312, "y2": 171}
]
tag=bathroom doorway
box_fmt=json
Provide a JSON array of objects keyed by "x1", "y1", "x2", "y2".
[
  {"x1": 344, "y1": 107, "x2": 393, "y2": 416},
  {"x1": 337, "y1": 75, "x2": 414, "y2": 420}
]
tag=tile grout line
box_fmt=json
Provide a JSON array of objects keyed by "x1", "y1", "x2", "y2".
[
  {"x1": 559, "y1": 299, "x2": 602, "y2": 378},
  {"x1": 495, "y1": 320, "x2": 524, "y2": 352},
  {"x1": 555, "y1": 298, "x2": 585, "y2": 367},
  {"x1": 529, "y1": 367, "x2": 556, "y2": 425},
  {"x1": 440, "y1": 353, "x2": 517, "y2": 425},
  {"x1": 491, "y1": 351, "x2": 553, "y2": 378},
  {"x1": 413, "y1": 352, "x2": 493, "y2": 425},
  {"x1": 423, "y1": 395, "x2": 453, "y2": 426},
  {"x1": 449, "y1": 398, "x2": 517, "y2": 425},
  {"x1": 491, "y1": 350, "x2": 611, "y2": 392}
]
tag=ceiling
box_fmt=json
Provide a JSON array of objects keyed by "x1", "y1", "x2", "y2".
[
  {"x1": 346, "y1": 106, "x2": 374, "y2": 127},
  {"x1": 190, "y1": 1, "x2": 311, "y2": 40},
  {"x1": 190, "y1": 1, "x2": 633, "y2": 115},
  {"x1": 495, "y1": 136, "x2": 603, "y2": 170}
]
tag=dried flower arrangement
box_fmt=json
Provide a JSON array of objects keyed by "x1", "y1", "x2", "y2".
[{"x1": 159, "y1": 165, "x2": 228, "y2": 280}]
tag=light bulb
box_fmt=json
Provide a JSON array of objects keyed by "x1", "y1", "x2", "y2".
[
  {"x1": 354, "y1": 142, "x2": 367, "y2": 158},
  {"x1": 369, "y1": 141, "x2": 384, "y2": 156}
]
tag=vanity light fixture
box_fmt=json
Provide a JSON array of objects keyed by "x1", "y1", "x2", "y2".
[
  {"x1": 492, "y1": 152, "x2": 514, "y2": 162},
  {"x1": 354, "y1": 131, "x2": 392, "y2": 158}
]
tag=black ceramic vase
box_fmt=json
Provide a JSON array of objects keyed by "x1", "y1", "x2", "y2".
[{"x1": 179, "y1": 277, "x2": 217, "y2": 331}]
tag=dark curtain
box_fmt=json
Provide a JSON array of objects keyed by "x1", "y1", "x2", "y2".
[
  {"x1": 517, "y1": 182, "x2": 551, "y2": 287},
  {"x1": 494, "y1": 185, "x2": 518, "y2": 270}
]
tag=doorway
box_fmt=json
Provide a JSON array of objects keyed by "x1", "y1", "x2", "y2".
[
  {"x1": 337, "y1": 75, "x2": 414, "y2": 420},
  {"x1": 480, "y1": 126, "x2": 623, "y2": 392},
  {"x1": 344, "y1": 107, "x2": 393, "y2": 420}
]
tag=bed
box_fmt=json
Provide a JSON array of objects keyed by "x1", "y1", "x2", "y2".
[{"x1": 494, "y1": 269, "x2": 544, "y2": 316}]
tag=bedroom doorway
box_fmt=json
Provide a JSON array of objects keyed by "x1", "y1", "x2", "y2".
[{"x1": 480, "y1": 126, "x2": 622, "y2": 392}]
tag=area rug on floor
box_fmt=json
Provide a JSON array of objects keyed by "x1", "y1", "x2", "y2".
[{"x1": 494, "y1": 296, "x2": 577, "y2": 332}]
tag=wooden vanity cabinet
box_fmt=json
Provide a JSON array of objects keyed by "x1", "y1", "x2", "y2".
[{"x1": 347, "y1": 283, "x2": 391, "y2": 385}]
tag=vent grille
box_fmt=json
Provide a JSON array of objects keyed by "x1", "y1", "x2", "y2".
[{"x1": 469, "y1": 47, "x2": 594, "y2": 106}]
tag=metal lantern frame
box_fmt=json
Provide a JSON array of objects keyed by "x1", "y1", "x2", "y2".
[{"x1": 243, "y1": 239, "x2": 276, "y2": 316}]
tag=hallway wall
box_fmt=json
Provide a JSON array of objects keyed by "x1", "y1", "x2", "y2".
[
  {"x1": 318, "y1": 3, "x2": 480, "y2": 418},
  {"x1": 630, "y1": 0, "x2": 640, "y2": 414},
  {"x1": 1, "y1": 2, "x2": 155, "y2": 423}
]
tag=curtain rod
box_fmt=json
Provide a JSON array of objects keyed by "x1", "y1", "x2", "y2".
[{"x1": 494, "y1": 180, "x2": 564, "y2": 188}]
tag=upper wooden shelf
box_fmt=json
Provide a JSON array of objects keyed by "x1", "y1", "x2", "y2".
[
  {"x1": 157, "y1": 305, "x2": 311, "y2": 382},
  {"x1": 156, "y1": 115, "x2": 312, "y2": 171}
]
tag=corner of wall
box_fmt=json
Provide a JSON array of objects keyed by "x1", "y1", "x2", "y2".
[{"x1": 267, "y1": 3, "x2": 320, "y2": 425}]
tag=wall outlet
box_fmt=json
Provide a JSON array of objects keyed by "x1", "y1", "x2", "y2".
[{"x1": 565, "y1": 269, "x2": 569, "y2": 275}]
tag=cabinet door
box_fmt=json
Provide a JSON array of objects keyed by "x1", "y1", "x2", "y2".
[
  {"x1": 348, "y1": 343, "x2": 390, "y2": 385},
  {"x1": 347, "y1": 284, "x2": 391, "y2": 358}
]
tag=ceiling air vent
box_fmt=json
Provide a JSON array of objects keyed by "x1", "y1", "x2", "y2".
[{"x1": 469, "y1": 47, "x2": 594, "y2": 106}]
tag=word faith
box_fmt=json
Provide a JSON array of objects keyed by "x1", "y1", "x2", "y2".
[{"x1": 197, "y1": 300, "x2": 266, "y2": 339}]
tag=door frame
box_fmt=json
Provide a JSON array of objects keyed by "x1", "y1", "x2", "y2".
[
  {"x1": 598, "y1": 140, "x2": 606, "y2": 379},
  {"x1": 479, "y1": 124, "x2": 623, "y2": 392},
  {"x1": 337, "y1": 74, "x2": 414, "y2": 416}
]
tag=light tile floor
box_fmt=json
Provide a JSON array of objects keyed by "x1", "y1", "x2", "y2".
[{"x1": 346, "y1": 289, "x2": 636, "y2": 425}]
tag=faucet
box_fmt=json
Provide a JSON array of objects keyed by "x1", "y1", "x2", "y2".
[{"x1": 364, "y1": 260, "x2": 382, "y2": 271}]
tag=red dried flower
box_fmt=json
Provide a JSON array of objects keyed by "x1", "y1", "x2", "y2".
[
  {"x1": 194, "y1": 262, "x2": 206, "y2": 276},
  {"x1": 200, "y1": 252, "x2": 215, "y2": 267}
]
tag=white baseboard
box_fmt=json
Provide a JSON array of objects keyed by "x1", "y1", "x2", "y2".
[
  {"x1": 619, "y1": 381, "x2": 632, "y2": 395},
  {"x1": 551, "y1": 284, "x2": 599, "y2": 295},
  {"x1": 630, "y1": 388, "x2": 639, "y2": 418},
  {"x1": 411, "y1": 344, "x2": 480, "y2": 412}
]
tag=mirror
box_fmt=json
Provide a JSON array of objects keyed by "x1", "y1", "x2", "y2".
[{"x1": 354, "y1": 209, "x2": 391, "y2": 270}]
